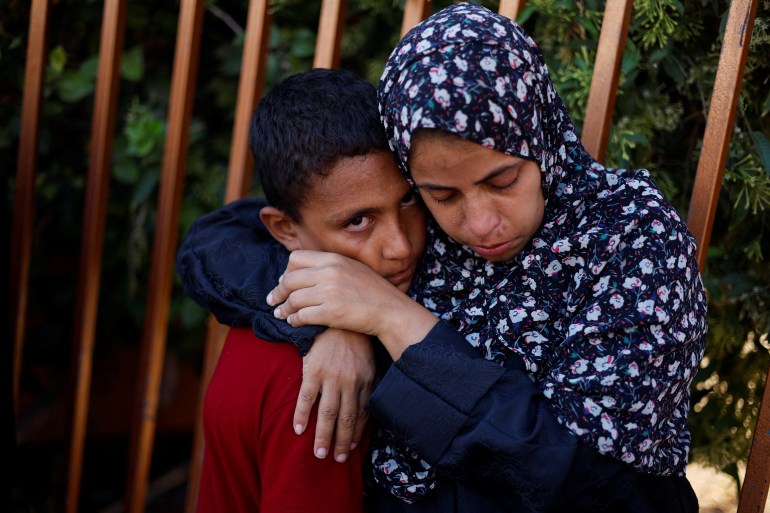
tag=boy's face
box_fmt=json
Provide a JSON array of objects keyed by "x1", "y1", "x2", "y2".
[{"x1": 283, "y1": 150, "x2": 426, "y2": 293}]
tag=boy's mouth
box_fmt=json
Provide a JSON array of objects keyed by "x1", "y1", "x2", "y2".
[{"x1": 385, "y1": 266, "x2": 414, "y2": 288}]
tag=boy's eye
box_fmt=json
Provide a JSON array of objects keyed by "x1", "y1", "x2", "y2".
[
  {"x1": 344, "y1": 216, "x2": 373, "y2": 231},
  {"x1": 401, "y1": 190, "x2": 419, "y2": 205}
]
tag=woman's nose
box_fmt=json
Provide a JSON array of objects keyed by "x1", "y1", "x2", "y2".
[{"x1": 465, "y1": 200, "x2": 500, "y2": 239}]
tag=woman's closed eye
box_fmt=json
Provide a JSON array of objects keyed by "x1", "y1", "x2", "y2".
[
  {"x1": 426, "y1": 190, "x2": 456, "y2": 205},
  {"x1": 486, "y1": 167, "x2": 521, "y2": 190},
  {"x1": 487, "y1": 176, "x2": 519, "y2": 190}
]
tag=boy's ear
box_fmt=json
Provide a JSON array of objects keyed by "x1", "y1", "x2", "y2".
[{"x1": 259, "y1": 206, "x2": 304, "y2": 252}]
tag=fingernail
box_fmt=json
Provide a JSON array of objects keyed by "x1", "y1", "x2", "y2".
[
  {"x1": 266, "y1": 292, "x2": 274, "y2": 306},
  {"x1": 315, "y1": 448, "x2": 327, "y2": 459},
  {"x1": 273, "y1": 307, "x2": 282, "y2": 318},
  {"x1": 335, "y1": 453, "x2": 348, "y2": 463},
  {"x1": 350, "y1": 442, "x2": 357, "y2": 450},
  {"x1": 295, "y1": 424, "x2": 304, "y2": 435},
  {"x1": 278, "y1": 274, "x2": 284, "y2": 283}
]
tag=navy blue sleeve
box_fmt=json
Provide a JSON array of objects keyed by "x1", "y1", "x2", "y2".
[
  {"x1": 175, "y1": 198, "x2": 324, "y2": 355},
  {"x1": 369, "y1": 321, "x2": 636, "y2": 509}
]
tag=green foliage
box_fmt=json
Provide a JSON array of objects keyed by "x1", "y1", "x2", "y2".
[{"x1": 2, "y1": 0, "x2": 769, "y2": 499}]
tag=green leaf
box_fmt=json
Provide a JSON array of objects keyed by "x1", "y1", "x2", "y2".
[
  {"x1": 80, "y1": 55, "x2": 100, "y2": 79},
  {"x1": 121, "y1": 46, "x2": 145, "y2": 82},
  {"x1": 57, "y1": 71, "x2": 94, "y2": 103},
  {"x1": 576, "y1": 17, "x2": 599, "y2": 39},
  {"x1": 516, "y1": 5, "x2": 536, "y2": 25},
  {"x1": 125, "y1": 117, "x2": 165, "y2": 157},
  {"x1": 648, "y1": 43, "x2": 671, "y2": 64},
  {"x1": 762, "y1": 89, "x2": 770, "y2": 118},
  {"x1": 112, "y1": 161, "x2": 140, "y2": 185},
  {"x1": 49, "y1": 45, "x2": 67, "y2": 74},
  {"x1": 131, "y1": 169, "x2": 159, "y2": 207},
  {"x1": 178, "y1": 296, "x2": 207, "y2": 330},
  {"x1": 291, "y1": 29, "x2": 316, "y2": 58},
  {"x1": 707, "y1": 245, "x2": 726, "y2": 259},
  {"x1": 661, "y1": 56, "x2": 685, "y2": 86},
  {"x1": 621, "y1": 40, "x2": 641, "y2": 75},
  {"x1": 750, "y1": 131, "x2": 770, "y2": 177}
]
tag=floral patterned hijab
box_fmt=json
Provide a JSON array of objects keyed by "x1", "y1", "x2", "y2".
[{"x1": 372, "y1": 2, "x2": 707, "y2": 502}]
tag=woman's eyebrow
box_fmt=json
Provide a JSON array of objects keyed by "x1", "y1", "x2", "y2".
[
  {"x1": 415, "y1": 162, "x2": 519, "y2": 190},
  {"x1": 414, "y1": 183, "x2": 453, "y2": 191},
  {"x1": 473, "y1": 164, "x2": 518, "y2": 185}
]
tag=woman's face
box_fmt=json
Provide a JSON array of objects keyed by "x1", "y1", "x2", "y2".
[{"x1": 409, "y1": 134, "x2": 545, "y2": 263}]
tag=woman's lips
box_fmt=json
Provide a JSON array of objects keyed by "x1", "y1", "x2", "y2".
[{"x1": 470, "y1": 240, "x2": 514, "y2": 258}]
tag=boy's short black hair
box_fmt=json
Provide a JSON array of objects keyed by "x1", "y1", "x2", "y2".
[{"x1": 250, "y1": 68, "x2": 390, "y2": 220}]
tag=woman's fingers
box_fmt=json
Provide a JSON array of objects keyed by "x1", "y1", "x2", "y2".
[
  {"x1": 267, "y1": 249, "x2": 401, "y2": 335},
  {"x1": 267, "y1": 250, "x2": 358, "y2": 306},
  {"x1": 273, "y1": 291, "x2": 328, "y2": 324},
  {"x1": 267, "y1": 251, "x2": 344, "y2": 306}
]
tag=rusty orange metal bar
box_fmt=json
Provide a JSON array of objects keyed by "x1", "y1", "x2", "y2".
[
  {"x1": 498, "y1": 0, "x2": 526, "y2": 21},
  {"x1": 581, "y1": 0, "x2": 634, "y2": 163},
  {"x1": 223, "y1": 0, "x2": 272, "y2": 203},
  {"x1": 707, "y1": 2, "x2": 769, "y2": 510},
  {"x1": 738, "y1": 363, "x2": 770, "y2": 513},
  {"x1": 65, "y1": 2, "x2": 128, "y2": 512},
  {"x1": 123, "y1": 0, "x2": 206, "y2": 511},
  {"x1": 401, "y1": 0, "x2": 431, "y2": 37},
  {"x1": 313, "y1": 0, "x2": 347, "y2": 69},
  {"x1": 11, "y1": 0, "x2": 49, "y2": 414},
  {"x1": 184, "y1": 2, "x2": 273, "y2": 511},
  {"x1": 688, "y1": 0, "x2": 758, "y2": 272}
]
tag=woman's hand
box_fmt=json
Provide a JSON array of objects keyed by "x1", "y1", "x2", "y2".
[
  {"x1": 296, "y1": 329, "x2": 374, "y2": 463},
  {"x1": 267, "y1": 250, "x2": 438, "y2": 359}
]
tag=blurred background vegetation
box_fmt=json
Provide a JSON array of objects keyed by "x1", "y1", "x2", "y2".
[{"x1": 2, "y1": 0, "x2": 769, "y2": 510}]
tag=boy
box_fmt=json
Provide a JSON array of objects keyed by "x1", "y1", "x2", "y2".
[{"x1": 178, "y1": 68, "x2": 426, "y2": 513}]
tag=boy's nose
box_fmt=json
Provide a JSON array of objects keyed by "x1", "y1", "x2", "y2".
[{"x1": 382, "y1": 221, "x2": 412, "y2": 260}]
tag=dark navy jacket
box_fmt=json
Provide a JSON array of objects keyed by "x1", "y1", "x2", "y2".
[{"x1": 176, "y1": 198, "x2": 699, "y2": 513}]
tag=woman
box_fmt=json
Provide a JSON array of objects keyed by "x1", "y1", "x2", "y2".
[{"x1": 179, "y1": 4, "x2": 706, "y2": 511}]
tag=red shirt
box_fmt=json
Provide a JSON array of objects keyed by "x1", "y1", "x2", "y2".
[{"x1": 197, "y1": 327, "x2": 367, "y2": 513}]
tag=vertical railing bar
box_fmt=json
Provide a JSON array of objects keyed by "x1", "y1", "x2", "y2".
[
  {"x1": 738, "y1": 366, "x2": 770, "y2": 513},
  {"x1": 581, "y1": 0, "x2": 634, "y2": 163},
  {"x1": 184, "y1": 320, "x2": 229, "y2": 513},
  {"x1": 687, "y1": 0, "x2": 758, "y2": 272},
  {"x1": 401, "y1": 0, "x2": 431, "y2": 37},
  {"x1": 223, "y1": 0, "x2": 272, "y2": 202},
  {"x1": 702, "y1": 3, "x2": 769, "y2": 511},
  {"x1": 498, "y1": 0, "x2": 526, "y2": 21},
  {"x1": 10, "y1": 0, "x2": 49, "y2": 414},
  {"x1": 65, "y1": 1, "x2": 128, "y2": 511},
  {"x1": 313, "y1": 0, "x2": 347, "y2": 69},
  {"x1": 184, "y1": 2, "x2": 272, "y2": 511},
  {"x1": 123, "y1": 0, "x2": 206, "y2": 511}
]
